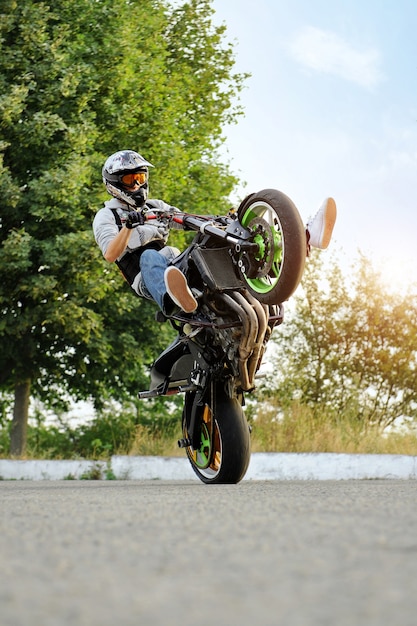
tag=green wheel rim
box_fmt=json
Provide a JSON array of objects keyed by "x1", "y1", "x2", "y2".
[
  {"x1": 194, "y1": 422, "x2": 212, "y2": 469},
  {"x1": 240, "y1": 203, "x2": 284, "y2": 294}
]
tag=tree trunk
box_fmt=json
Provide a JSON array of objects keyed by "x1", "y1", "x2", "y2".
[{"x1": 10, "y1": 379, "x2": 31, "y2": 457}]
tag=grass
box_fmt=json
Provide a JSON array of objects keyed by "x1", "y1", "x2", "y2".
[
  {"x1": 128, "y1": 423, "x2": 184, "y2": 457},
  {"x1": 122, "y1": 404, "x2": 417, "y2": 457},
  {"x1": 249, "y1": 403, "x2": 417, "y2": 456}
]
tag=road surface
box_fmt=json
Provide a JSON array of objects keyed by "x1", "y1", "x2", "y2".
[{"x1": 1, "y1": 480, "x2": 416, "y2": 625}]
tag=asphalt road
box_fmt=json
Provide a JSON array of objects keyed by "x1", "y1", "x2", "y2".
[{"x1": 1, "y1": 480, "x2": 417, "y2": 626}]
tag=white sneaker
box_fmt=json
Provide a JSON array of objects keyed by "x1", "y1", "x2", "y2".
[
  {"x1": 164, "y1": 267, "x2": 198, "y2": 313},
  {"x1": 307, "y1": 198, "x2": 337, "y2": 249}
]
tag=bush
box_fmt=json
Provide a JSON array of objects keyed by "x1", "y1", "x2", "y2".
[{"x1": 2, "y1": 397, "x2": 185, "y2": 459}]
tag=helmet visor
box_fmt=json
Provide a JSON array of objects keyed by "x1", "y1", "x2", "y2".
[{"x1": 121, "y1": 171, "x2": 147, "y2": 187}]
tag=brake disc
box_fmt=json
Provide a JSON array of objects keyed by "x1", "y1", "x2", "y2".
[{"x1": 247, "y1": 216, "x2": 274, "y2": 277}]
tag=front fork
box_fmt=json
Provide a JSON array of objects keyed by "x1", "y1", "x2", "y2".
[
  {"x1": 178, "y1": 367, "x2": 210, "y2": 450},
  {"x1": 178, "y1": 369, "x2": 215, "y2": 450}
]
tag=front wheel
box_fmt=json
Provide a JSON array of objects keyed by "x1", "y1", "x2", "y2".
[
  {"x1": 182, "y1": 386, "x2": 251, "y2": 484},
  {"x1": 237, "y1": 188, "x2": 306, "y2": 304}
]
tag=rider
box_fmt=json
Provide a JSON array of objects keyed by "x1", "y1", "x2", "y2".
[
  {"x1": 93, "y1": 150, "x2": 198, "y2": 314},
  {"x1": 93, "y1": 149, "x2": 336, "y2": 314}
]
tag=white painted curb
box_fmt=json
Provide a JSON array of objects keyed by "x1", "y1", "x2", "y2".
[
  {"x1": 0, "y1": 459, "x2": 107, "y2": 481},
  {"x1": 246, "y1": 452, "x2": 417, "y2": 480},
  {"x1": 0, "y1": 452, "x2": 416, "y2": 481}
]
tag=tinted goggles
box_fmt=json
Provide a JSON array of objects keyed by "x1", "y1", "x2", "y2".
[{"x1": 121, "y1": 171, "x2": 147, "y2": 187}]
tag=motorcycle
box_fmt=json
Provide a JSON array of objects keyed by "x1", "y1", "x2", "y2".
[{"x1": 138, "y1": 189, "x2": 306, "y2": 484}]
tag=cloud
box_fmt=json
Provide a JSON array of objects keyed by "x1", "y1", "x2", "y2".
[{"x1": 288, "y1": 26, "x2": 384, "y2": 89}]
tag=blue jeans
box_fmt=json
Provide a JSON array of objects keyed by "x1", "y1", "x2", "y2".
[
  {"x1": 139, "y1": 249, "x2": 169, "y2": 310},
  {"x1": 137, "y1": 246, "x2": 179, "y2": 312}
]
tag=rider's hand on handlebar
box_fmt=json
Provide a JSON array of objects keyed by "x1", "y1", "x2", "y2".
[{"x1": 125, "y1": 210, "x2": 145, "y2": 229}]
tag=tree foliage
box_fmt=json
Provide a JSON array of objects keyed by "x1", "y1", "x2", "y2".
[
  {"x1": 0, "y1": 0, "x2": 247, "y2": 454},
  {"x1": 264, "y1": 252, "x2": 417, "y2": 432}
]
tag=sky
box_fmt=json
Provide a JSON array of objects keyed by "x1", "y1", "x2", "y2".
[{"x1": 210, "y1": 0, "x2": 417, "y2": 288}]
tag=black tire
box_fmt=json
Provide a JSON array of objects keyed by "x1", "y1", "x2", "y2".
[
  {"x1": 183, "y1": 387, "x2": 251, "y2": 485},
  {"x1": 237, "y1": 188, "x2": 306, "y2": 304}
]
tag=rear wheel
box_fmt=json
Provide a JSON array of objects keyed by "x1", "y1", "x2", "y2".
[
  {"x1": 237, "y1": 188, "x2": 306, "y2": 304},
  {"x1": 183, "y1": 386, "x2": 251, "y2": 484}
]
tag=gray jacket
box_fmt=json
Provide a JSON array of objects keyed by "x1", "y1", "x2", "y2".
[
  {"x1": 92, "y1": 197, "x2": 171, "y2": 261},
  {"x1": 92, "y1": 197, "x2": 180, "y2": 297}
]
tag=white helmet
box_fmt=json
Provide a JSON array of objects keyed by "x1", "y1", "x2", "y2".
[{"x1": 102, "y1": 150, "x2": 153, "y2": 207}]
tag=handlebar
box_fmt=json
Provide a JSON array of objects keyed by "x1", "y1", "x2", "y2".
[{"x1": 144, "y1": 208, "x2": 257, "y2": 250}]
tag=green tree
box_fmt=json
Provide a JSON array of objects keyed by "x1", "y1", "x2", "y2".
[
  {"x1": 0, "y1": 0, "x2": 247, "y2": 455},
  {"x1": 263, "y1": 252, "x2": 417, "y2": 432}
]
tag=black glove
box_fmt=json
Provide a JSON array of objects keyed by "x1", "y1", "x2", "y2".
[{"x1": 125, "y1": 210, "x2": 145, "y2": 229}]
